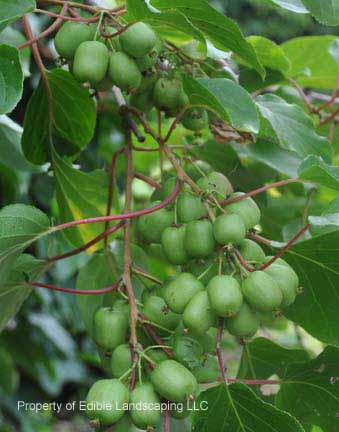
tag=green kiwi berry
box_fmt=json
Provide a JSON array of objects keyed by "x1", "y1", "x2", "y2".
[
  {"x1": 109, "y1": 51, "x2": 142, "y2": 91},
  {"x1": 242, "y1": 271, "x2": 283, "y2": 312},
  {"x1": 177, "y1": 192, "x2": 206, "y2": 223},
  {"x1": 183, "y1": 291, "x2": 215, "y2": 334},
  {"x1": 185, "y1": 219, "x2": 215, "y2": 258},
  {"x1": 120, "y1": 22, "x2": 157, "y2": 57},
  {"x1": 207, "y1": 275, "x2": 243, "y2": 317},
  {"x1": 93, "y1": 307, "x2": 129, "y2": 350},
  {"x1": 73, "y1": 41, "x2": 109, "y2": 84},
  {"x1": 161, "y1": 226, "x2": 188, "y2": 265},
  {"x1": 213, "y1": 213, "x2": 246, "y2": 245},
  {"x1": 226, "y1": 303, "x2": 259, "y2": 338},
  {"x1": 55, "y1": 22, "x2": 93, "y2": 59},
  {"x1": 226, "y1": 193, "x2": 261, "y2": 229},
  {"x1": 182, "y1": 108, "x2": 209, "y2": 131}
]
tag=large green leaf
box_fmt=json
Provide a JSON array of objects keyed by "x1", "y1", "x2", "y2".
[
  {"x1": 282, "y1": 36, "x2": 339, "y2": 89},
  {"x1": 184, "y1": 76, "x2": 259, "y2": 133},
  {"x1": 283, "y1": 230, "x2": 339, "y2": 345},
  {"x1": 192, "y1": 383, "x2": 304, "y2": 431},
  {"x1": 0, "y1": 45, "x2": 23, "y2": 115},
  {"x1": 0, "y1": 254, "x2": 46, "y2": 333},
  {"x1": 52, "y1": 149, "x2": 114, "y2": 249},
  {"x1": 238, "y1": 338, "x2": 309, "y2": 380},
  {"x1": 0, "y1": 0, "x2": 35, "y2": 33},
  {"x1": 298, "y1": 155, "x2": 339, "y2": 190},
  {"x1": 301, "y1": 0, "x2": 339, "y2": 26},
  {"x1": 269, "y1": 0, "x2": 308, "y2": 13},
  {"x1": 256, "y1": 94, "x2": 332, "y2": 162},
  {"x1": 0, "y1": 27, "x2": 30, "y2": 77},
  {"x1": 22, "y1": 69, "x2": 96, "y2": 165},
  {"x1": 0, "y1": 115, "x2": 38, "y2": 172},
  {"x1": 247, "y1": 36, "x2": 291, "y2": 74},
  {"x1": 151, "y1": 0, "x2": 265, "y2": 77},
  {"x1": 232, "y1": 139, "x2": 302, "y2": 178},
  {"x1": 0, "y1": 204, "x2": 50, "y2": 280},
  {"x1": 277, "y1": 346, "x2": 339, "y2": 431},
  {"x1": 76, "y1": 254, "x2": 118, "y2": 336}
]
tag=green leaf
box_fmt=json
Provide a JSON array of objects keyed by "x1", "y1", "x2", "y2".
[
  {"x1": 256, "y1": 94, "x2": 332, "y2": 162},
  {"x1": 0, "y1": 27, "x2": 30, "y2": 77},
  {"x1": 277, "y1": 346, "x2": 339, "y2": 431},
  {"x1": 0, "y1": 0, "x2": 35, "y2": 33},
  {"x1": 238, "y1": 338, "x2": 309, "y2": 380},
  {"x1": 0, "y1": 204, "x2": 50, "y2": 280},
  {"x1": 126, "y1": 0, "x2": 206, "y2": 56},
  {"x1": 22, "y1": 69, "x2": 96, "y2": 165},
  {"x1": 269, "y1": 0, "x2": 308, "y2": 13},
  {"x1": 52, "y1": 149, "x2": 114, "y2": 249},
  {"x1": 298, "y1": 155, "x2": 339, "y2": 190},
  {"x1": 184, "y1": 76, "x2": 259, "y2": 133},
  {"x1": 76, "y1": 254, "x2": 118, "y2": 337},
  {"x1": 192, "y1": 383, "x2": 304, "y2": 431},
  {"x1": 0, "y1": 346, "x2": 19, "y2": 394},
  {"x1": 0, "y1": 44, "x2": 23, "y2": 114},
  {"x1": 232, "y1": 139, "x2": 302, "y2": 178},
  {"x1": 0, "y1": 254, "x2": 45, "y2": 333},
  {"x1": 283, "y1": 36, "x2": 339, "y2": 90},
  {"x1": 0, "y1": 115, "x2": 39, "y2": 172},
  {"x1": 283, "y1": 230, "x2": 339, "y2": 345},
  {"x1": 247, "y1": 36, "x2": 291, "y2": 74},
  {"x1": 151, "y1": 0, "x2": 265, "y2": 77},
  {"x1": 301, "y1": 0, "x2": 339, "y2": 26}
]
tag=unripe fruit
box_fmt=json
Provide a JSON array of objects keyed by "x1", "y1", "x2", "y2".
[
  {"x1": 226, "y1": 303, "x2": 259, "y2": 338},
  {"x1": 93, "y1": 307, "x2": 129, "y2": 350},
  {"x1": 185, "y1": 161, "x2": 212, "y2": 182},
  {"x1": 213, "y1": 214, "x2": 246, "y2": 245},
  {"x1": 150, "y1": 359, "x2": 198, "y2": 402},
  {"x1": 185, "y1": 219, "x2": 215, "y2": 258},
  {"x1": 177, "y1": 192, "x2": 206, "y2": 223},
  {"x1": 173, "y1": 335, "x2": 203, "y2": 369},
  {"x1": 192, "y1": 354, "x2": 220, "y2": 383},
  {"x1": 95, "y1": 75, "x2": 114, "y2": 92},
  {"x1": 86, "y1": 379, "x2": 129, "y2": 425},
  {"x1": 109, "y1": 52, "x2": 142, "y2": 91},
  {"x1": 130, "y1": 90, "x2": 154, "y2": 112},
  {"x1": 144, "y1": 296, "x2": 181, "y2": 331},
  {"x1": 73, "y1": 41, "x2": 109, "y2": 84},
  {"x1": 151, "y1": 177, "x2": 176, "y2": 202},
  {"x1": 169, "y1": 403, "x2": 191, "y2": 419},
  {"x1": 120, "y1": 22, "x2": 157, "y2": 57},
  {"x1": 239, "y1": 239, "x2": 266, "y2": 264},
  {"x1": 147, "y1": 348, "x2": 168, "y2": 364},
  {"x1": 161, "y1": 226, "x2": 188, "y2": 265},
  {"x1": 164, "y1": 272, "x2": 204, "y2": 313},
  {"x1": 54, "y1": 22, "x2": 92, "y2": 59},
  {"x1": 153, "y1": 78, "x2": 184, "y2": 110},
  {"x1": 183, "y1": 291, "x2": 215, "y2": 334},
  {"x1": 135, "y1": 50, "x2": 158, "y2": 71},
  {"x1": 264, "y1": 264, "x2": 299, "y2": 307},
  {"x1": 265, "y1": 256, "x2": 291, "y2": 268},
  {"x1": 197, "y1": 171, "x2": 233, "y2": 198},
  {"x1": 242, "y1": 271, "x2": 283, "y2": 312},
  {"x1": 114, "y1": 415, "x2": 144, "y2": 432},
  {"x1": 137, "y1": 204, "x2": 173, "y2": 244},
  {"x1": 130, "y1": 383, "x2": 162, "y2": 429},
  {"x1": 226, "y1": 193, "x2": 261, "y2": 229},
  {"x1": 182, "y1": 108, "x2": 209, "y2": 131},
  {"x1": 207, "y1": 275, "x2": 243, "y2": 317},
  {"x1": 111, "y1": 344, "x2": 132, "y2": 378}
]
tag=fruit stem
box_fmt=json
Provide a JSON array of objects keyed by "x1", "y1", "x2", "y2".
[
  {"x1": 132, "y1": 266, "x2": 163, "y2": 285},
  {"x1": 139, "y1": 315, "x2": 174, "y2": 358},
  {"x1": 51, "y1": 179, "x2": 180, "y2": 232},
  {"x1": 258, "y1": 223, "x2": 311, "y2": 271},
  {"x1": 47, "y1": 221, "x2": 125, "y2": 263},
  {"x1": 220, "y1": 178, "x2": 300, "y2": 206},
  {"x1": 164, "y1": 408, "x2": 170, "y2": 432},
  {"x1": 134, "y1": 173, "x2": 161, "y2": 189},
  {"x1": 26, "y1": 281, "x2": 120, "y2": 295},
  {"x1": 247, "y1": 231, "x2": 272, "y2": 247},
  {"x1": 232, "y1": 249, "x2": 255, "y2": 273},
  {"x1": 216, "y1": 317, "x2": 228, "y2": 386},
  {"x1": 122, "y1": 129, "x2": 139, "y2": 391},
  {"x1": 34, "y1": 9, "x2": 100, "y2": 23}
]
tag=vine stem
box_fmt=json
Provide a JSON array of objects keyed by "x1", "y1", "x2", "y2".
[
  {"x1": 233, "y1": 249, "x2": 254, "y2": 273},
  {"x1": 22, "y1": 15, "x2": 54, "y2": 124},
  {"x1": 37, "y1": 0, "x2": 125, "y2": 14},
  {"x1": 139, "y1": 314, "x2": 173, "y2": 358},
  {"x1": 27, "y1": 281, "x2": 119, "y2": 295},
  {"x1": 216, "y1": 317, "x2": 228, "y2": 386},
  {"x1": 34, "y1": 9, "x2": 100, "y2": 23},
  {"x1": 47, "y1": 221, "x2": 125, "y2": 263},
  {"x1": 18, "y1": 3, "x2": 68, "y2": 49},
  {"x1": 258, "y1": 224, "x2": 311, "y2": 270},
  {"x1": 221, "y1": 378, "x2": 280, "y2": 385},
  {"x1": 51, "y1": 180, "x2": 180, "y2": 232},
  {"x1": 132, "y1": 266, "x2": 162, "y2": 285},
  {"x1": 134, "y1": 173, "x2": 161, "y2": 189},
  {"x1": 220, "y1": 178, "x2": 300, "y2": 206},
  {"x1": 123, "y1": 129, "x2": 139, "y2": 391},
  {"x1": 164, "y1": 408, "x2": 170, "y2": 432},
  {"x1": 247, "y1": 231, "x2": 272, "y2": 247}
]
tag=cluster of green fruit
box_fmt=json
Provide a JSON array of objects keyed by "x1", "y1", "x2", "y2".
[
  {"x1": 54, "y1": 20, "x2": 209, "y2": 131},
  {"x1": 83, "y1": 168, "x2": 300, "y2": 429}
]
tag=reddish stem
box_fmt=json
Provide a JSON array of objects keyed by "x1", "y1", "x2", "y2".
[
  {"x1": 134, "y1": 173, "x2": 161, "y2": 189},
  {"x1": 47, "y1": 221, "x2": 125, "y2": 263},
  {"x1": 68, "y1": 8, "x2": 81, "y2": 18},
  {"x1": 52, "y1": 180, "x2": 180, "y2": 232},
  {"x1": 132, "y1": 266, "x2": 162, "y2": 285},
  {"x1": 164, "y1": 107, "x2": 189, "y2": 143},
  {"x1": 259, "y1": 224, "x2": 311, "y2": 270},
  {"x1": 233, "y1": 250, "x2": 255, "y2": 272},
  {"x1": 139, "y1": 314, "x2": 173, "y2": 358},
  {"x1": 34, "y1": 8, "x2": 100, "y2": 23},
  {"x1": 247, "y1": 231, "x2": 272, "y2": 247},
  {"x1": 104, "y1": 149, "x2": 124, "y2": 248},
  {"x1": 164, "y1": 409, "x2": 170, "y2": 432},
  {"x1": 100, "y1": 21, "x2": 136, "y2": 38},
  {"x1": 216, "y1": 317, "x2": 228, "y2": 386},
  {"x1": 132, "y1": 146, "x2": 160, "y2": 152},
  {"x1": 28, "y1": 281, "x2": 119, "y2": 295},
  {"x1": 224, "y1": 378, "x2": 280, "y2": 385},
  {"x1": 220, "y1": 179, "x2": 300, "y2": 206},
  {"x1": 18, "y1": 3, "x2": 68, "y2": 49}
]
